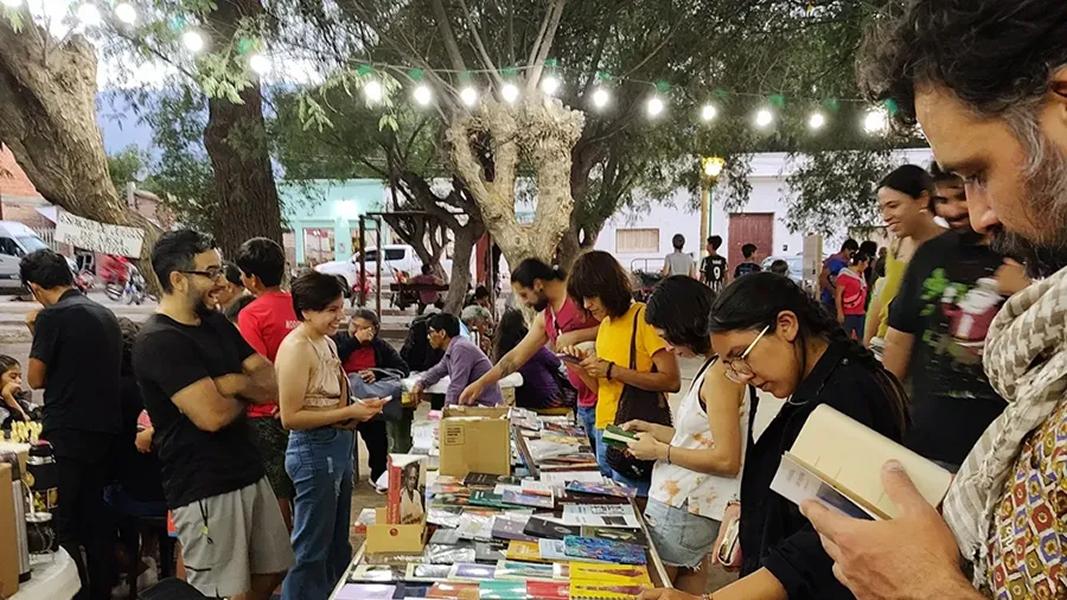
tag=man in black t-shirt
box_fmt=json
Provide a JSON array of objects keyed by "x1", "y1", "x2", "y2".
[
  {"x1": 884, "y1": 182, "x2": 1012, "y2": 469},
  {"x1": 700, "y1": 235, "x2": 728, "y2": 293},
  {"x1": 733, "y1": 242, "x2": 763, "y2": 279},
  {"x1": 22, "y1": 249, "x2": 122, "y2": 600},
  {"x1": 133, "y1": 230, "x2": 293, "y2": 599}
]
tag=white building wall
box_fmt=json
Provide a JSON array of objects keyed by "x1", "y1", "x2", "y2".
[{"x1": 595, "y1": 149, "x2": 934, "y2": 272}]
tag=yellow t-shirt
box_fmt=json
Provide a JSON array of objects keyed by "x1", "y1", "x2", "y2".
[
  {"x1": 593, "y1": 302, "x2": 669, "y2": 429},
  {"x1": 875, "y1": 244, "x2": 908, "y2": 338}
]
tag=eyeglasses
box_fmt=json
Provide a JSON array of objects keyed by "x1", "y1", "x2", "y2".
[
  {"x1": 180, "y1": 267, "x2": 225, "y2": 280},
  {"x1": 723, "y1": 325, "x2": 770, "y2": 384}
]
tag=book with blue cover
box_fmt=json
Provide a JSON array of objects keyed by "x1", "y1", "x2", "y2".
[{"x1": 563, "y1": 535, "x2": 647, "y2": 565}]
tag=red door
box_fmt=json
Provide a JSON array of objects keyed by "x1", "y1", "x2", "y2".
[{"x1": 728, "y1": 213, "x2": 774, "y2": 275}]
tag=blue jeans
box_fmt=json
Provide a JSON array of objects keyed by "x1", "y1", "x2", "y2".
[
  {"x1": 595, "y1": 428, "x2": 651, "y2": 496},
  {"x1": 283, "y1": 427, "x2": 355, "y2": 600},
  {"x1": 578, "y1": 407, "x2": 611, "y2": 477},
  {"x1": 843, "y1": 314, "x2": 866, "y2": 340}
]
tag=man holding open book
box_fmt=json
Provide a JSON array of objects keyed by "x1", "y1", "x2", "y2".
[{"x1": 797, "y1": 2, "x2": 1067, "y2": 600}]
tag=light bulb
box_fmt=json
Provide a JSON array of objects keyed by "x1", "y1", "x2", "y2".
[
  {"x1": 808, "y1": 111, "x2": 826, "y2": 131},
  {"x1": 500, "y1": 82, "x2": 520, "y2": 104},
  {"x1": 363, "y1": 80, "x2": 384, "y2": 104},
  {"x1": 754, "y1": 108, "x2": 774, "y2": 128},
  {"x1": 591, "y1": 87, "x2": 611, "y2": 110},
  {"x1": 864, "y1": 108, "x2": 888, "y2": 134},
  {"x1": 700, "y1": 104, "x2": 718, "y2": 122},
  {"x1": 77, "y1": 3, "x2": 101, "y2": 27},
  {"x1": 460, "y1": 86, "x2": 479, "y2": 107},
  {"x1": 646, "y1": 95, "x2": 665, "y2": 118},
  {"x1": 540, "y1": 75, "x2": 561, "y2": 96},
  {"x1": 413, "y1": 83, "x2": 433, "y2": 107},
  {"x1": 1, "y1": 0, "x2": 23, "y2": 8},
  {"x1": 114, "y1": 2, "x2": 136, "y2": 24},
  {"x1": 182, "y1": 30, "x2": 205, "y2": 53},
  {"x1": 249, "y1": 53, "x2": 270, "y2": 76}
]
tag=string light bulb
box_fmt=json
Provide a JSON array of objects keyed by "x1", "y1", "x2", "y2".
[
  {"x1": 754, "y1": 107, "x2": 774, "y2": 129},
  {"x1": 363, "y1": 80, "x2": 384, "y2": 104},
  {"x1": 808, "y1": 111, "x2": 826, "y2": 131},
  {"x1": 248, "y1": 53, "x2": 270, "y2": 76},
  {"x1": 114, "y1": 2, "x2": 137, "y2": 24},
  {"x1": 77, "y1": 3, "x2": 102, "y2": 27},
  {"x1": 500, "y1": 82, "x2": 520, "y2": 104},
  {"x1": 181, "y1": 30, "x2": 205, "y2": 53},
  {"x1": 1, "y1": 0, "x2": 23, "y2": 8},
  {"x1": 460, "y1": 86, "x2": 479, "y2": 107},
  {"x1": 413, "y1": 83, "x2": 433, "y2": 107},
  {"x1": 540, "y1": 75, "x2": 561, "y2": 96},
  {"x1": 700, "y1": 103, "x2": 718, "y2": 122},
  {"x1": 646, "y1": 95, "x2": 665, "y2": 118},
  {"x1": 864, "y1": 108, "x2": 888, "y2": 134},
  {"x1": 591, "y1": 87, "x2": 611, "y2": 110}
]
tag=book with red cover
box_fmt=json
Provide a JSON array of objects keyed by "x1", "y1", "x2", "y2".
[
  {"x1": 387, "y1": 454, "x2": 428, "y2": 525},
  {"x1": 526, "y1": 581, "x2": 569, "y2": 600}
]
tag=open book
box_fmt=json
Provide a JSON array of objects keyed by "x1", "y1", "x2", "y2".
[{"x1": 770, "y1": 404, "x2": 953, "y2": 520}]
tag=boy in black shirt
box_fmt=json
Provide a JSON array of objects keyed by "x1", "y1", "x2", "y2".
[
  {"x1": 733, "y1": 243, "x2": 763, "y2": 279},
  {"x1": 23, "y1": 249, "x2": 122, "y2": 600},
  {"x1": 700, "y1": 235, "x2": 728, "y2": 293},
  {"x1": 133, "y1": 230, "x2": 293, "y2": 599}
]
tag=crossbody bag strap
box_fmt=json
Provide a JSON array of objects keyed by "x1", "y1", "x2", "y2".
[{"x1": 628, "y1": 305, "x2": 641, "y2": 370}]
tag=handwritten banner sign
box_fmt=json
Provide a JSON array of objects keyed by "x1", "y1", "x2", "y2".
[{"x1": 54, "y1": 212, "x2": 146, "y2": 258}]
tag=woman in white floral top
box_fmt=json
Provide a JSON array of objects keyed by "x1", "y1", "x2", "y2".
[{"x1": 624, "y1": 276, "x2": 748, "y2": 595}]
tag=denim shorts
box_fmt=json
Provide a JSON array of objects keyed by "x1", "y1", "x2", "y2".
[{"x1": 643, "y1": 498, "x2": 721, "y2": 568}]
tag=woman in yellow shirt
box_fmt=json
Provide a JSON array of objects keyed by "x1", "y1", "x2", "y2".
[{"x1": 563, "y1": 251, "x2": 680, "y2": 495}]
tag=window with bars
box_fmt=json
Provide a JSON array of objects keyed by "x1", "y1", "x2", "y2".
[{"x1": 615, "y1": 228, "x2": 660, "y2": 253}]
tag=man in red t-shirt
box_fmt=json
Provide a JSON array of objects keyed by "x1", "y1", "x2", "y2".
[
  {"x1": 235, "y1": 238, "x2": 299, "y2": 528},
  {"x1": 459, "y1": 259, "x2": 603, "y2": 470}
]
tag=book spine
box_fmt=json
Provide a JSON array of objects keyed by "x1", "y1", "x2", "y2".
[{"x1": 386, "y1": 457, "x2": 401, "y2": 524}]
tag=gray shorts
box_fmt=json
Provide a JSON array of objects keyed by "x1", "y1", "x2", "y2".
[
  {"x1": 173, "y1": 477, "x2": 295, "y2": 597},
  {"x1": 644, "y1": 498, "x2": 721, "y2": 569}
]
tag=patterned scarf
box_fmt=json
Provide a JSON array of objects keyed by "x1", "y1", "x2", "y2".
[{"x1": 942, "y1": 267, "x2": 1067, "y2": 585}]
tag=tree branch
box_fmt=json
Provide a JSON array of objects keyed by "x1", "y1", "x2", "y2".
[
  {"x1": 456, "y1": 0, "x2": 502, "y2": 87},
  {"x1": 429, "y1": 0, "x2": 468, "y2": 72},
  {"x1": 525, "y1": 0, "x2": 566, "y2": 93}
]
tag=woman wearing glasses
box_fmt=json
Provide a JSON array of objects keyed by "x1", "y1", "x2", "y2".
[
  {"x1": 638, "y1": 272, "x2": 907, "y2": 600},
  {"x1": 619, "y1": 276, "x2": 747, "y2": 595}
]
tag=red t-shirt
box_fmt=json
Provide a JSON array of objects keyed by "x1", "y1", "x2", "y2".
[
  {"x1": 837, "y1": 268, "x2": 868, "y2": 316},
  {"x1": 545, "y1": 297, "x2": 599, "y2": 408},
  {"x1": 343, "y1": 346, "x2": 376, "y2": 374},
  {"x1": 237, "y1": 291, "x2": 299, "y2": 417}
]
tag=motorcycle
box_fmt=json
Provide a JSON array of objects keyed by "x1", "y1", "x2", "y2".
[{"x1": 105, "y1": 263, "x2": 153, "y2": 305}]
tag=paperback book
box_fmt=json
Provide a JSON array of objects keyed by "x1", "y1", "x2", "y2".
[
  {"x1": 491, "y1": 514, "x2": 536, "y2": 542},
  {"x1": 561, "y1": 504, "x2": 641, "y2": 529},
  {"x1": 601, "y1": 424, "x2": 638, "y2": 448},
  {"x1": 563, "y1": 535, "x2": 647, "y2": 565},
  {"x1": 523, "y1": 516, "x2": 581, "y2": 540},
  {"x1": 565, "y1": 481, "x2": 637, "y2": 499},
  {"x1": 580, "y1": 525, "x2": 648, "y2": 546},
  {"x1": 493, "y1": 559, "x2": 558, "y2": 581},
  {"x1": 387, "y1": 454, "x2": 428, "y2": 525}
]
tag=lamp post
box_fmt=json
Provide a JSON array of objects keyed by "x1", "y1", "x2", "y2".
[{"x1": 699, "y1": 156, "x2": 726, "y2": 257}]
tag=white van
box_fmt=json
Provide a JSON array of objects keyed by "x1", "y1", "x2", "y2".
[{"x1": 0, "y1": 221, "x2": 60, "y2": 293}]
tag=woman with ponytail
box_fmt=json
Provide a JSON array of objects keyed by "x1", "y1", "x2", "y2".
[{"x1": 642, "y1": 272, "x2": 908, "y2": 600}]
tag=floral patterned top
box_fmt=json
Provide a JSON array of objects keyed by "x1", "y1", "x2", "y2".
[
  {"x1": 987, "y1": 399, "x2": 1067, "y2": 598},
  {"x1": 649, "y1": 358, "x2": 748, "y2": 521}
]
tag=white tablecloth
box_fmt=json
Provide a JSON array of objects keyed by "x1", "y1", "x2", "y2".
[
  {"x1": 12, "y1": 548, "x2": 80, "y2": 599},
  {"x1": 401, "y1": 371, "x2": 523, "y2": 394}
]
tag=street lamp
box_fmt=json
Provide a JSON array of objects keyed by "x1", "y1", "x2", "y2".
[{"x1": 699, "y1": 156, "x2": 726, "y2": 256}]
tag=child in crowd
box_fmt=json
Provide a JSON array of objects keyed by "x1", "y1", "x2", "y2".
[
  {"x1": 0, "y1": 355, "x2": 35, "y2": 427},
  {"x1": 835, "y1": 252, "x2": 871, "y2": 340}
]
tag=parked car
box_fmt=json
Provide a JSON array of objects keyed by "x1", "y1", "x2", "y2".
[
  {"x1": 761, "y1": 254, "x2": 805, "y2": 284},
  {"x1": 0, "y1": 222, "x2": 76, "y2": 295},
  {"x1": 316, "y1": 244, "x2": 453, "y2": 296}
]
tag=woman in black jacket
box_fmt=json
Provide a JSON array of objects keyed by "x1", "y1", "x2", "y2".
[
  {"x1": 640, "y1": 273, "x2": 907, "y2": 600},
  {"x1": 335, "y1": 309, "x2": 411, "y2": 486}
]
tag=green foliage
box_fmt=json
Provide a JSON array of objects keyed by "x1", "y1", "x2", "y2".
[
  {"x1": 107, "y1": 146, "x2": 149, "y2": 192},
  {"x1": 784, "y1": 147, "x2": 896, "y2": 237}
]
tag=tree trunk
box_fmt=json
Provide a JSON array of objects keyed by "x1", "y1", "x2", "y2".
[
  {"x1": 203, "y1": 0, "x2": 283, "y2": 258},
  {"x1": 443, "y1": 220, "x2": 483, "y2": 314},
  {"x1": 0, "y1": 15, "x2": 161, "y2": 267},
  {"x1": 556, "y1": 224, "x2": 581, "y2": 269},
  {"x1": 447, "y1": 95, "x2": 584, "y2": 266}
]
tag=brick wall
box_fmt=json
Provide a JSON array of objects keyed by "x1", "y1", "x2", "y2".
[{"x1": 0, "y1": 145, "x2": 42, "y2": 201}]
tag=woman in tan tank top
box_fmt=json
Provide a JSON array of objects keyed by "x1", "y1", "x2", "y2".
[{"x1": 276, "y1": 272, "x2": 386, "y2": 600}]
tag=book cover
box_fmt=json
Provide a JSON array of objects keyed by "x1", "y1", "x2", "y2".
[
  {"x1": 538, "y1": 471, "x2": 609, "y2": 486},
  {"x1": 601, "y1": 424, "x2": 637, "y2": 447},
  {"x1": 579, "y1": 526, "x2": 647, "y2": 546},
  {"x1": 448, "y1": 562, "x2": 497, "y2": 582},
  {"x1": 525, "y1": 581, "x2": 569, "y2": 600},
  {"x1": 781, "y1": 404, "x2": 953, "y2": 519},
  {"x1": 524, "y1": 516, "x2": 581, "y2": 540},
  {"x1": 563, "y1": 536, "x2": 646, "y2": 565},
  {"x1": 349, "y1": 564, "x2": 402, "y2": 582},
  {"x1": 491, "y1": 515, "x2": 536, "y2": 542},
  {"x1": 405, "y1": 563, "x2": 454, "y2": 581},
  {"x1": 456, "y1": 512, "x2": 496, "y2": 541},
  {"x1": 474, "y1": 541, "x2": 509, "y2": 562},
  {"x1": 569, "y1": 563, "x2": 652, "y2": 585},
  {"x1": 425, "y1": 542, "x2": 477, "y2": 564},
  {"x1": 537, "y1": 539, "x2": 570, "y2": 562},
  {"x1": 334, "y1": 584, "x2": 397, "y2": 600},
  {"x1": 468, "y1": 491, "x2": 518, "y2": 510},
  {"x1": 393, "y1": 582, "x2": 431, "y2": 598},
  {"x1": 561, "y1": 504, "x2": 640, "y2": 529},
  {"x1": 477, "y1": 580, "x2": 527, "y2": 599},
  {"x1": 569, "y1": 582, "x2": 650, "y2": 600},
  {"x1": 565, "y1": 481, "x2": 637, "y2": 499},
  {"x1": 388, "y1": 454, "x2": 428, "y2": 525},
  {"x1": 465, "y1": 472, "x2": 521, "y2": 487},
  {"x1": 500, "y1": 490, "x2": 555, "y2": 510},
  {"x1": 504, "y1": 540, "x2": 543, "y2": 562},
  {"x1": 427, "y1": 582, "x2": 480, "y2": 599},
  {"x1": 493, "y1": 559, "x2": 557, "y2": 581}
]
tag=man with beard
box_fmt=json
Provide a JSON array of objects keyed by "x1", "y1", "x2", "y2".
[
  {"x1": 459, "y1": 259, "x2": 602, "y2": 459},
  {"x1": 881, "y1": 165, "x2": 1012, "y2": 471},
  {"x1": 133, "y1": 230, "x2": 293, "y2": 600},
  {"x1": 796, "y1": 1, "x2": 1067, "y2": 599}
]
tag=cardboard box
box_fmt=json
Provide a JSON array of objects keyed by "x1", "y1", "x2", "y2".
[
  {"x1": 0, "y1": 464, "x2": 19, "y2": 597},
  {"x1": 365, "y1": 507, "x2": 425, "y2": 554},
  {"x1": 438, "y1": 406, "x2": 511, "y2": 477}
]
